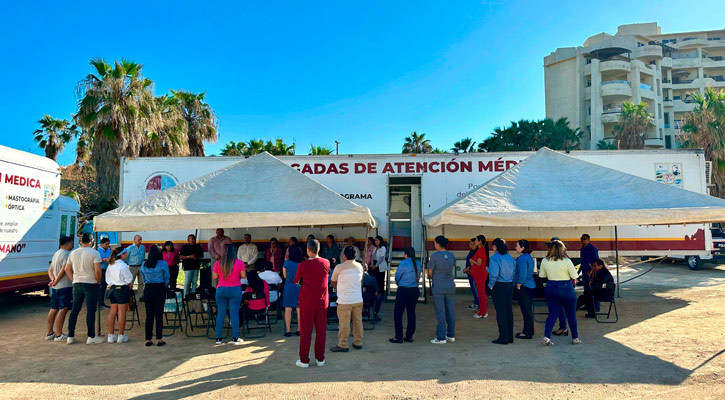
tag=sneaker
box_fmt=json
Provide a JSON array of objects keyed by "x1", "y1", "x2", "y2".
[
  {"x1": 45, "y1": 332, "x2": 56, "y2": 340},
  {"x1": 330, "y1": 346, "x2": 349, "y2": 352},
  {"x1": 283, "y1": 332, "x2": 293, "y2": 337},
  {"x1": 430, "y1": 338, "x2": 447, "y2": 344},
  {"x1": 230, "y1": 338, "x2": 245, "y2": 345},
  {"x1": 107, "y1": 334, "x2": 118, "y2": 343},
  {"x1": 117, "y1": 334, "x2": 129, "y2": 343},
  {"x1": 215, "y1": 338, "x2": 224, "y2": 345},
  {"x1": 296, "y1": 360, "x2": 309, "y2": 368},
  {"x1": 467, "y1": 304, "x2": 479, "y2": 310},
  {"x1": 445, "y1": 336, "x2": 455, "y2": 342},
  {"x1": 473, "y1": 314, "x2": 484, "y2": 319},
  {"x1": 352, "y1": 344, "x2": 363, "y2": 349},
  {"x1": 54, "y1": 334, "x2": 68, "y2": 342},
  {"x1": 316, "y1": 359, "x2": 325, "y2": 367},
  {"x1": 67, "y1": 336, "x2": 77, "y2": 344},
  {"x1": 483, "y1": 313, "x2": 488, "y2": 318},
  {"x1": 86, "y1": 336, "x2": 104, "y2": 345}
]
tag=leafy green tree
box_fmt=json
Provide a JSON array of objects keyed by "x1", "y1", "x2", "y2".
[
  {"x1": 169, "y1": 90, "x2": 218, "y2": 156},
  {"x1": 478, "y1": 118, "x2": 582, "y2": 152},
  {"x1": 431, "y1": 148, "x2": 447, "y2": 154},
  {"x1": 613, "y1": 102, "x2": 654, "y2": 149},
  {"x1": 680, "y1": 87, "x2": 725, "y2": 196},
  {"x1": 402, "y1": 131, "x2": 433, "y2": 154},
  {"x1": 451, "y1": 137, "x2": 476, "y2": 154},
  {"x1": 265, "y1": 139, "x2": 295, "y2": 155},
  {"x1": 309, "y1": 145, "x2": 333, "y2": 155},
  {"x1": 220, "y1": 138, "x2": 295, "y2": 156},
  {"x1": 73, "y1": 128, "x2": 91, "y2": 166}
]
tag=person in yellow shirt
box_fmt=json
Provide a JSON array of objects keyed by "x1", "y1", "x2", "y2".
[{"x1": 538, "y1": 240, "x2": 581, "y2": 346}]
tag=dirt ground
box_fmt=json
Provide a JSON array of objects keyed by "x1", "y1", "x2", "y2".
[{"x1": 1, "y1": 261, "x2": 724, "y2": 399}]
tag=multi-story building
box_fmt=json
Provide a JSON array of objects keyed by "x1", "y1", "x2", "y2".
[{"x1": 545, "y1": 22, "x2": 725, "y2": 149}]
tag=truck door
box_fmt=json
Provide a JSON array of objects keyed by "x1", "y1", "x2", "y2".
[{"x1": 387, "y1": 176, "x2": 425, "y2": 302}]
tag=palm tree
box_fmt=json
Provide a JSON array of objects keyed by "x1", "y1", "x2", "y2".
[
  {"x1": 265, "y1": 139, "x2": 295, "y2": 155},
  {"x1": 221, "y1": 141, "x2": 245, "y2": 156},
  {"x1": 140, "y1": 95, "x2": 189, "y2": 157},
  {"x1": 451, "y1": 137, "x2": 476, "y2": 154},
  {"x1": 596, "y1": 139, "x2": 618, "y2": 150},
  {"x1": 169, "y1": 90, "x2": 218, "y2": 156},
  {"x1": 309, "y1": 145, "x2": 333, "y2": 155},
  {"x1": 431, "y1": 148, "x2": 447, "y2": 154},
  {"x1": 32, "y1": 115, "x2": 75, "y2": 161},
  {"x1": 75, "y1": 58, "x2": 169, "y2": 201},
  {"x1": 73, "y1": 128, "x2": 91, "y2": 166},
  {"x1": 680, "y1": 87, "x2": 725, "y2": 196},
  {"x1": 613, "y1": 102, "x2": 654, "y2": 149},
  {"x1": 402, "y1": 131, "x2": 433, "y2": 154}
]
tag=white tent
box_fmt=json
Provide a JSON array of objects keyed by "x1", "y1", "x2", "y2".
[
  {"x1": 94, "y1": 152, "x2": 376, "y2": 232},
  {"x1": 425, "y1": 147, "x2": 725, "y2": 228}
]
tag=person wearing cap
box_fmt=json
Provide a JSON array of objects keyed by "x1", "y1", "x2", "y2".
[
  {"x1": 105, "y1": 246, "x2": 133, "y2": 343},
  {"x1": 539, "y1": 240, "x2": 580, "y2": 345}
]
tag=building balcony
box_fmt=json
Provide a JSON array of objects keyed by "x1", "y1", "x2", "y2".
[
  {"x1": 599, "y1": 60, "x2": 630, "y2": 72},
  {"x1": 645, "y1": 138, "x2": 665, "y2": 148},
  {"x1": 673, "y1": 99, "x2": 697, "y2": 112},
  {"x1": 661, "y1": 57, "x2": 673, "y2": 68},
  {"x1": 601, "y1": 111, "x2": 620, "y2": 124},
  {"x1": 635, "y1": 45, "x2": 663, "y2": 60},
  {"x1": 600, "y1": 80, "x2": 632, "y2": 97},
  {"x1": 678, "y1": 37, "x2": 710, "y2": 48},
  {"x1": 702, "y1": 58, "x2": 725, "y2": 68},
  {"x1": 662, "y1": 79, "x2": 672, "y2": 89},
  {"x1": 672, "y1": 58, "x2": 701, "y2": 68},
  {"x1": 663, "y1": 98, "x2": 674, "y2": 106}
]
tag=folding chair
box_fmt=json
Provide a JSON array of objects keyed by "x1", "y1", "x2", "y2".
[
  {"x1": 327, "y1": 283, "x2": 339, "y2": 331},
  {"x1": 125, "y1": 289, "x2": 142, "y2": 330},
  {"x1": 533, "y1": 276, "x2": 548, "y2": 323},
  {"x1": 241, "y1": 291, "x2": 272, "y2": 338},
  {"x1": 594, "y1": 282, "x2": 618, "y2": 324},
  {"x1": 184, "y1": 291, "x2": 214, "y2": 337},
  {"x1": 163, "y1": 289, "x2": 184, "y2": 336},
  {"x1": 268, "y1": 284, "x2": 282, "y2": 324},
  {"x1": 362, "y1": 284, "x2": 377, "y2": 330}
]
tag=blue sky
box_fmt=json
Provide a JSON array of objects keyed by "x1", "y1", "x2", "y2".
[{"x1": 2, "y1": 0, "x2": 724, "y2": 165}]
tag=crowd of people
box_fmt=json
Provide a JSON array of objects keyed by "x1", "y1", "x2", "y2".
[{"x1": 44, "y1": 229, "x2": 614, "y2": 367}]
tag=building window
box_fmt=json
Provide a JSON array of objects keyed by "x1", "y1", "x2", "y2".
[
  {"x1": 665, "y1": 135, "x2": 672, "y2": 148},
  {"x1": 586, "y1": 80, "x2": 591, "y2": 87}
]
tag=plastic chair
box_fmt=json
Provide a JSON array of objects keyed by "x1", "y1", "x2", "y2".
[
  {"x1": 361, "y1": 284, "x2": 377, "y2": 330},
  {"x1": 268, "y1": 284, "x2": 282, "y2": 324},
  {"x1": 326, "y1": 283, "x2": 339, "y2": 331},
  {"x1": 184, "y1": 291, "x2": 214, "y2": 337},
  {"x1": 125, "y1": 290, "x2": 142, "y2": 330}
]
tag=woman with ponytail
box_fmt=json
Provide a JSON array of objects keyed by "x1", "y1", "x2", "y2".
[{"x1": 469, "y1": 235, "x2": 489, "y2": 319}]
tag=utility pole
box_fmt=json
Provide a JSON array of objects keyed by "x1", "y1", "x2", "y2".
[{"x1": 334, "y1": 140, "x2": 340, "y2": 155}]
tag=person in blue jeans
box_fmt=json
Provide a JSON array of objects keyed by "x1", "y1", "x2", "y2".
[
  {"x1": 428, "y1": 236, "x2": 456, "y2": 344},
  {"x1": 463, "y1": 238, "x2": 479, "y2": 311},
  {"x1": 538, "y1": 240, "x2": 581, "y2": 345},
  {"x1": 212, "y1": 244, "x2": 246, "y2": 345},
  {"x1": 390, "y1": 247, "x2": 421, "y2": 343}
]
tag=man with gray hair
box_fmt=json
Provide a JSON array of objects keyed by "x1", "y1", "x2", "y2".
[
  {"x1": 293, "y1": 239, "x2": 330, "y2": 368},
  {"x1": 126, "y1": 234, "x2": 146, "y2": 299}
]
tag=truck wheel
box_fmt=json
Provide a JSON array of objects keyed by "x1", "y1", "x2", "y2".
[{"x1": 686, "y1": 256, "x2": 702, "y2": 271}]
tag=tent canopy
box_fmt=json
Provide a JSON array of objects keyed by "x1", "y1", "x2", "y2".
[
  {"x1": 94, "y1": 152, "x2": 375, "y2": 232},
  {"x1": 425, "y1": 147, "x2": 725, "y2": 227}
]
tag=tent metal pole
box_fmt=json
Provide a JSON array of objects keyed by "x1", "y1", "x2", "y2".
[{"x1": 615, "y1": 225, "x2": 620, "y2": 298}]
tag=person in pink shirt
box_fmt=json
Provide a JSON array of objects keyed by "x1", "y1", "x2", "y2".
[
  {"x1": 212, "y1": 244, "x2": 246, "y2": 345},
  {"x1": 244, "y1": 270, "x2": 270, "y2": 311},
  {"x1": 209, "y1": 228, "x2": 233, "y2": 262},
  {"x1": 162, "y1": 241, "x2": 180, "y2": 290},
  {"x1": 265, "y1": 238, "x2": 284, "y2": 273}
]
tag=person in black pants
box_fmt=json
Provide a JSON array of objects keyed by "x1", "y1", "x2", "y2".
[
  {"x1": 390, "y1": 247, "x2": 421, "y2": 343},
  {"x1": 488, "y1": 238, "x2": 516, "y2": 345},
  {"x1": 140, "y1": 245, "x2": 170, "y2": 346},
  {"x1": 514, "y1": 239, "x2": 536, "y2": 339},
  {"x1": 585, "y1": 259, "x2": 614, "y2": 318}
]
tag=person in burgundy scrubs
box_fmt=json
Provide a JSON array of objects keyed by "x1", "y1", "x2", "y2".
[{"x1": 294, "y1": 239, "x2": 330, "y2": 368}]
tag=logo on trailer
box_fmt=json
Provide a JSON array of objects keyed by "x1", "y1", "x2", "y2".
[{"x1": 143, "y1": 172, "x2": 178, "y2": 197}]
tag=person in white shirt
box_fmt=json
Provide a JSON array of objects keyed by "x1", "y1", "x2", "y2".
[
  {"x1": 105, "y1": 247, "x2": 134, "y2": 343},
  {"x1": 237, "y1": 234, "x2": 259, "y2": 267},
  {"x1": 259, "y1": 261, "x2": 283, "y2": 302},
  {"x1": 46, "y1": 236, "x2": 74, "y2": 342},
  {"x1": 330, "y1": 246, "x2": 365, "y2": 352}
]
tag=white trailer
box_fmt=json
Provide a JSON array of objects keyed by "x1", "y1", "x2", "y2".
[
  {"x1": 118, "y1": 149, "x2": 716, "y2": 272},
  {"x1": 0, "y1": 145, "x2": 80, "y2": 293}
]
